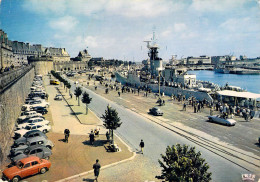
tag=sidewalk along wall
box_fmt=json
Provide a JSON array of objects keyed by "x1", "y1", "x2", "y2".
[{"x1": 0, "y1": 67, "x2": 35, "y2": 166}]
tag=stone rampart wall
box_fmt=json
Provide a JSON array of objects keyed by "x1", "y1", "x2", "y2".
[{"x1": 0, "y1": 67, "x2": 35, "y2": 166}]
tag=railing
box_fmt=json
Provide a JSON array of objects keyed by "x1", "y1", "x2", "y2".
[{"x1": 0, "y1": 65, "x2": 33, "y2": 94}]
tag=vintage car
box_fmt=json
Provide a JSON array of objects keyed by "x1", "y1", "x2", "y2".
[
  {"x1": 149, "y1": 107, "x2": 163, "y2": 116},
  {"x1": 14, "y1": 130, "x2": 47, "y2": 147},
  {"x1": 11, "y1": 136, "x2": 54, "y2": 156},
  {"x1": 54, "y1": 94, "x2": 62, "y2": 101},
  {"x1": 2, "y1": 156, "x2": 51, "y2": 182},
  {"x1": 18, "y1": 111, "x2": 42, "y2": 122},
  {"x1": 11, "y1": 145, "x2": 52, "y2": 163},
  {"x1": 16, "y1": 118, "x2": 50, "y2": 129},
  {"x1": 208, "y1": 115, "x2": 236, "y2": 126},
  {"x1": 14, "y1": 124, "x2": 51, "y2": 139}
]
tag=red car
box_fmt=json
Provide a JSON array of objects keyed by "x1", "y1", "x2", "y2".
[{"x1": 2, "y1": 156, "x2": 51, "y2": 182}]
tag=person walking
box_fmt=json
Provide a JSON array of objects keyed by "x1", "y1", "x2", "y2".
[
  {"x1": 183, "y1": 103, "x2": 186, "y2": 111},
  {"x1": 64, "y1": 129, "x2": 70, "y2": 143},
  {"x1": 93, "y1": 159, "x2": 101, "y2": 181},
  {"x1": 89, "y1": 130, "x2": 95, "y2": 145},
  {"x1": 139, "y1": 139, "x2": 144, "y2": 154}
]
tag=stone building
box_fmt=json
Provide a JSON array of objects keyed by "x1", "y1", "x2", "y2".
[
  {"x1": 187, "y1": 55, "x2": 211, "y2": 65},
  {"x1": 0, "y1": 30, "x2": 14, "y2": 70}
]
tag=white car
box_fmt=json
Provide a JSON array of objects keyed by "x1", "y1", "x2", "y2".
[
  {"x1": 14, "y1": 124, "x2": 51, "y2": 138},
  {"x1": 18, "y1": 111, "x2": 42, "y2": 121},
  {"x1": 208, "y1": 115, "x2": 236, "y2": 126},
  {"x1": 17, "y1": 117, "x2": 50, "y2": 129},
  {"x1": 22, "y1": 100, "x2": 50, "y2": 111}
]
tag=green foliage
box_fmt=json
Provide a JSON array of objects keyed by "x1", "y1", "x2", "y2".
[
  {"x1": 156, "y1": 144, "x2": 212, "y2": 182},
  {"x1": 74, "y1": 87, "x2": 82, "y2": 106},
  {"x1": 101, "y1": 105, "x2": 122, "y2": 144},
  {"x1": 101, "y1": 105, "x2": 121, "y2": 130},
  {"x1": 81, "y1": 92, "x2": 92, "y2": 105},
  {"x1": 82, "y1": 91, "x2": 92, "y2": 114}
]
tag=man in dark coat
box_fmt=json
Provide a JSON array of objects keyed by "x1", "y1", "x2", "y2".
[
  {"x1": 64, "y1": 129, "x2": 70, "y2": 143},
  {"x1": 89, "y1": 130, "x2": 95, "y2": 145},
  {"x1": 139, "y1": 139, "x2": 144, "y2": 154},
  {"x1": 93, "y1": 159, "x2": 101, "y2": 181}
]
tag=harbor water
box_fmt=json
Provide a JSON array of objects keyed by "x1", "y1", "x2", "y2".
[{"x1": 188, "y1": 70, "x2": 260, "y2": 94}]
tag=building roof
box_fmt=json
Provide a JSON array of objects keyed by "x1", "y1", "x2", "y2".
[{"x1": 217, "y1": 90, "x2": 260, "y2": 99}]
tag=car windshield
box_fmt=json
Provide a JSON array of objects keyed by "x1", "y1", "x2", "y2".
[
  {"x1": 25, "y1": 126, "x2": 31, "y2": 130},
  {"x1": 17, "y1": 161, "x2": 24, "y2": 169}
]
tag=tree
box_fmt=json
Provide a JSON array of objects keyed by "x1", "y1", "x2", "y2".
[
  {"x1": 67, "y1": 83, "x2": 71, "y2": 94},
  {"x1": 74, "y1": 87, "x2": 82, "y2": 106},
  {"x1": 156, "y1": 144, "x2": 212, "y2": 182},
  {"x1": 101, "y1": 105, "x2": 122, "y2": 144},
  {"x1": 81, "y1": 92, "x2": 92, "y2": 114}
]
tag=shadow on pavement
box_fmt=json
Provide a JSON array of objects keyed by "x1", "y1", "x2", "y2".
[
  {"x1": 71, "y1": 112, "x2": 83, "y2": 115},
  {"x1": 58, "y1": 138, "x2": 67, "y2": 143},
  {"x1": 82, "y1": 139, "x2": 107, "y2": 147},
  {"x1": 83, "y1": 178, "x2": 95, "y2": 182},
  {"x1": 254, "y1": 142, "x2": 260, "y2": 147},
  {"x1": 65, "y1": 104, "x2": 74, "y2": 107}
]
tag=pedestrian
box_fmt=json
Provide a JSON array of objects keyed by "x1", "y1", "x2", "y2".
[
  {"x1": 64, "y1": 129, "x2": 70, "y2": 143},
  {"x1": 210, "y1": 107, "x2": 214, "y2": 116},
  {"x1": 106, "y1": 131, "x2": 110, "y2": 143},
  {"x1": 89, "y1": 130, "x2": 95, "y2": 145},
  {"x1": 118, "y1": 91, "x2": 121, "y2": 97},
  {"x1": 95, "y1": 86, "x2": 97, "y2": 90},
  {"x1": 46, "y1": 93, "x2": 49, "y2": 101},
  {"x1": 70, "y1": 93, "x2": 72, "y2": 99},
  {"x1": 183, "y1": 103, "x2": 186, "y2": 111},
  {"x1": 93, "y1": 159, "x2": 101, "y2": 182},
  {"x1": 139, "y1": 139, "x2": 144, "y2": 154},
  {"x1": 194, "y1": 104, "x2": 197, "y2": 113}
]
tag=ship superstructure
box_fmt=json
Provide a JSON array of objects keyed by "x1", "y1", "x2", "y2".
[{"x1": 144, "y1": 32, "x2": 163, "y2": 77}]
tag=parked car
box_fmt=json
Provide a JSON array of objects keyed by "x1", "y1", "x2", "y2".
[
  {"x1": 11, "y1": 145, "x2": 52, "y2": 163},
  {"x1": 31, "y1": 106, "x2": 48, "y2": 115},
  {"x1": 11, "y1": 136, "x2": 54, "y2": 156},
  {"x1": 54, "y1": 94, "x2": 62, "y2": 101},
  {"x1": 14, "y1": 124, "x2": 51, "y2": 139},
  {"x1": 208, "y1": 115, "x2": 236, "y2": 126},
  {"x1": 2, "y1": 156, "x2": 51, "y2": 182},
  {"x1": 17, "y1": 115, "x2": 45, "y2": 124},
  {"x1": 16, "y1": 117, "x2": 50, "y2": 129},
  {"x1": 22, "y1": 99, "x2": 49, "y2": 109},
  {"x1": 14, "y1": 130, "x2": 47, "y2": 147},
  {"x1": 18, "y1": 111, "x2": 42, "y2": 122},
  {"x1": 149, "y1": 107, "x2": 163, "y2": 116}
]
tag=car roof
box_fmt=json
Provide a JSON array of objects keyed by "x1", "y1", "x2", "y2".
[
  {"x1": 20, "y1": 156, "x2": 40, "y2": 163},
  {"x1": 24, "y1": 130, "x2": 42, "y2": 135},
  {"x1": 26, "y1": 144, "x2": 50, "y2": 151}
]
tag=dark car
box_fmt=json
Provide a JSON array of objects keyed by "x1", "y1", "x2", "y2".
[
  {"x1": 149, "y1": 107, "x2": 163, "y2": 116},
  {"x1": 11, "y1": 145, "x2": 52, "y2": 163},
  {"x1": 32, "y1": 106, "x2": 48, "y2": 115},
  {"x1": 14, "y1": 130, "x2": 47, "y2": 147}
]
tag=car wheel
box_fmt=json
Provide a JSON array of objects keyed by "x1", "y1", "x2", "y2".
[
  {"x1": 43, "y1": 129, "x2": 47, "y2": 134},
  {"x1": 40, "y1": 167, "x2": 47, "y2": 174},
  {"x1": 12, "y1": 176, "x2": 20, "y2": 182},
  {"x1": 44, "y1": 156, "x2": 50, "y2": 160},
  {"x1": 46, "y1": 145, "x2": 52, "y2": 150},
  {"x1": 209, "y1": 118, "x2": 213, "y2": 122}
]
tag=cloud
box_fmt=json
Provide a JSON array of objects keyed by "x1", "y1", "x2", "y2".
[
  {"x1": 174, "y1": 23, "x2": 187, "y2": 32},
  {"x1": 23, "y1": 0, "x2": 179, "y2": 18},
  {"x1": 161, "y1": 30, "x2": 172, "y2": 38},
  {"x1": 48, "y1": 16, "x2": 78, "y2": 33},
  {"x1": 220, "y1": 17, "x2": 259, "y2": 32},
  {"x1": 190, "y1": 0, "x2": 248, "y2": 12}
]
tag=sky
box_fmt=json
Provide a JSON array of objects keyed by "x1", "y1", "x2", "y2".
[{"x1": 0, "y1": 0, "x2": 260, "y2": 62}]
